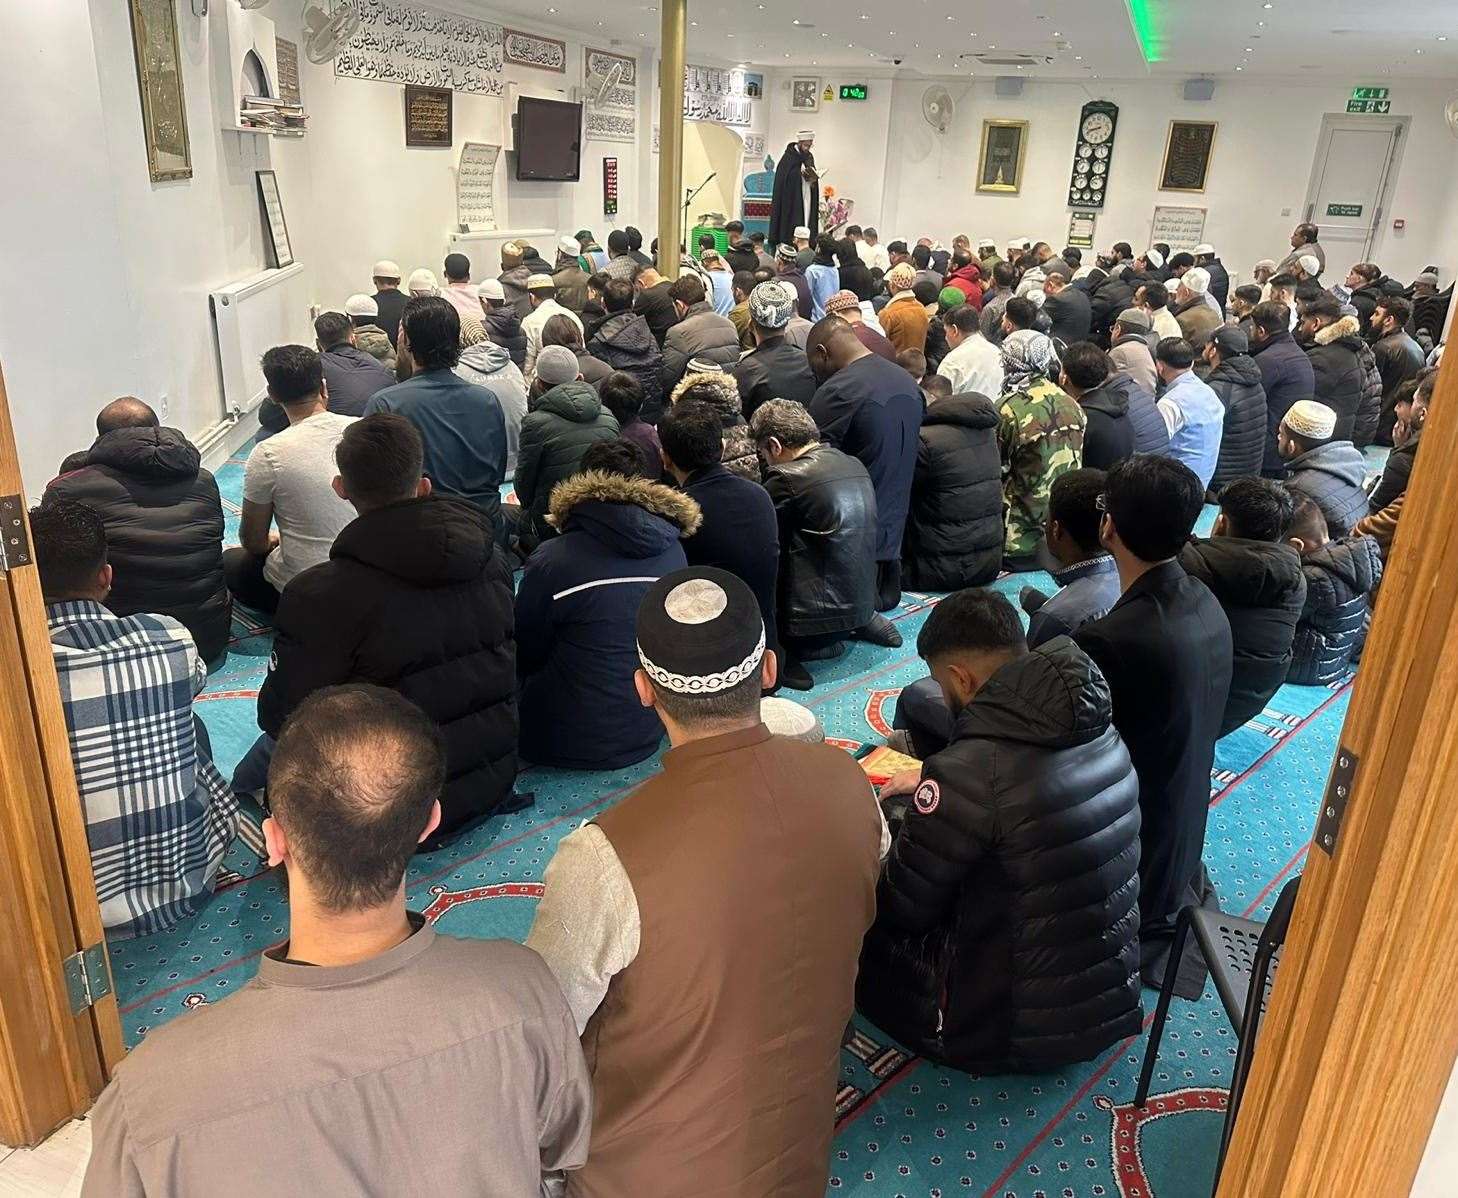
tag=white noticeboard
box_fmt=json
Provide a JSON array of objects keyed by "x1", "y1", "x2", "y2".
[
  {"x1": 456, "y1": 142, "x2": 499, "y2": 232},
  {"x1": 1150, "y1": 205, "x2": 1207, "y2": 252}
]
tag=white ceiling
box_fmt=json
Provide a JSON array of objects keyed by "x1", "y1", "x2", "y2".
[{"x1": 476, "y1": 0, "x2": 1458, "y2": 81}]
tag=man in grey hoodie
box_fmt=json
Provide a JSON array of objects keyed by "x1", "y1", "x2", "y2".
[
  {"x1": 455, "y1": 338, "x2": 528, "y2": 479},
  {"x1": 1277, "y1": 400, "x2": 1369, "y2": 536}
]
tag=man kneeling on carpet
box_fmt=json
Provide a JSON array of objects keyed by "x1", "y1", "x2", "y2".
[
  {"x1": 858, "y1": 588, "x2": 1143, "y2": 1073},
  {"x1": 83, "y1": 686, "x2": 590, "y2": 1198},
  {"x1": 527, "y1": 568, "x2": 885, "y2": 1196},
  {"x1": 242, "y1": 413, "x2": 522, "y2": 849}
]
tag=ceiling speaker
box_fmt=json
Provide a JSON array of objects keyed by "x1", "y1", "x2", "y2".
[
  {"x1": 1183, "y1": 78, "x2": 1216, "y2": 102},
  {"x1": 995, "y1": 76, "x2": 1025, "y2": 98}
]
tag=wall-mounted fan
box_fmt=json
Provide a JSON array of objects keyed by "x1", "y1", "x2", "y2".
[
  {"x1": 302, "y1": 1, "x2": 361, "y2": 63},
  {"x1": 584, "y1": 60, "x2": 626, "y2": 107},
  {"x1": 236, "y1": 0, "x2": 272, "y2": 10},
  {"x1": 922, "y1": 85, "x2": 955, "y2": 134}
]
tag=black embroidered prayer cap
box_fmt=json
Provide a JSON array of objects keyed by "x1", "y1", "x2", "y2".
[{"x1": 636, "y1": 567, "x2": 765, "y2": 695}]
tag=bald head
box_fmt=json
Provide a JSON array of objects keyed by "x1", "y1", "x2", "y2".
[
  {"x1": 96, "y1": 397, "x2": 158, "y2": 435},
  {"x1": 266, "y1": 685, "x2": 446, "y2": 911},
  {"x1": 805, "y1": 315, "x2": 870, "y2": 383}
]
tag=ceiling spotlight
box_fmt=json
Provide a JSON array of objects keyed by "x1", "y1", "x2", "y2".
[
  {"x1": 1415, "y1": 47, "x2": 1423, "y2": 53},
  {"x1": 1235, "y1": 65, "x2": 1243, "y2": 70},
  {"x1": 546, "y1": 5, "x2": 555, "y2": 11},
  {"x1": 1245, "y1": 46, "x2": 1253, "y2": 51},
  {"x1": 1075, "y1": 54, "x2": 1082, "y2": 60},
  {"x1": 1053, "y1": 30, "x2": 1060, "y2": 35},
  {"x1": 791, "y1": 17, "x2": 801, "y2": 24},
  {"x1": 1438, "y1": 35, "x2": 1449, "y2": 41},
  {"x1": 689, "y1": 19, "x2": 697, "y2": 25},
  {"x1": 1262, "y1": 1, "x2": 1272, "y2": 6},
  {"x1": 946, "y1": 13, "x2": 955, "y2": 20},
  {"x1": 859, "y1": 12, "x2": 868, "y2": 18}
]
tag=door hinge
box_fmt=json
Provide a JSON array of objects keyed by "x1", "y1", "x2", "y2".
[
  {"x1": 62, "y1": 943, "x2": 113, "y2": 1014},
  {"x1": 0, "y1": 494, "x2": 31, "y2": 573},
  {"x1": 1314, "y1": 745, "x2": 1359, "y2": 857}
]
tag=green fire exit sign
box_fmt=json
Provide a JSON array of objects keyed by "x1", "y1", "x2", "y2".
[
  {"x1": 1327, "y1": 203, "x2": 1363, "y2": 218},
  {"x1": 1351, "y1": 86, "x2": 1389, "y2": 100}
]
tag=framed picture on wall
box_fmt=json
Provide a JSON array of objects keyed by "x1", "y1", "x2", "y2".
[
  {"x1": 255, "y1": 170, "x2": 294, "y2": 269},
  {"x1": 1160, "y1": 120, "x2": 1218, "y2": 192},
  {"x1": 977, "y1": 119, "x2": 1029, "y2": 194},
  {"x1": 790, "y1": 77, "x2": 821, "y2": 114},
  {"x1": 404, "y1": 85, "x2": 454, "y2": 148},
  {"x1": 127, "y1": 0, "x2": 192, "y2": 182}
]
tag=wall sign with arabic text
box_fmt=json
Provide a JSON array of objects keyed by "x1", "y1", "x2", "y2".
[
  {"x1": 504, "y1": 29, "x2": 565, "y2": 73},
  {"x1": 334, "y1": 0, "x2": 504, "y2": 96}
]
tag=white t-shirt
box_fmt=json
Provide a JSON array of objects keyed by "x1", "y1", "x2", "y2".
[
  {"x1": 242, "y1": 410, "x2": 358, "y2": 590},
  {"x1": 937, "y1": 332, "x2": 1005, "y2": 399},
  {"x1": 857, "y1": 241, "x2": 890, "y2": 275}
]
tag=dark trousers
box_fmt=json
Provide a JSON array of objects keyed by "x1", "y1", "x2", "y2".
[
  {"x1": 876, "y1": 559, "x2": 902, "y2": 612},
  {"x1": 222, "y1": 547, "x2": 280, "y2": 616},
  {"x1": 892, "y1": 676, "x2": 954, "y2": 759}
]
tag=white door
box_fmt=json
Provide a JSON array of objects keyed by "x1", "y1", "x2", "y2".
[{"x1": 1304, "y1": 115, "x2": 1406, "y2": 263}]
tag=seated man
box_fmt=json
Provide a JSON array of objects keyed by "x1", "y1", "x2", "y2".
[
  {"x1": 366, "y1": 297, "x2": 508, "y2": 538},
  {"x1": 659, "y1": 402, "x2": 779, "y2": 667},
  {"x1": 661, "y1": 274, "x2": 741, "y2": 388},
  {"x1": 1074, "y1": 456, "x2": 1233, "y2": 984},
  {"x1": 48, "y1": 397, "x2": 231, "y2": 662},
  {"x1": 343, "y1": 293, "x2": 396, "y2": 369},
  {"x1": 31, "y1": 498, "x2": 239, "y2": 939},
  {"x1": 515, "y1": 439, "x2": 699, "y2": 770},
  {"x1": 750, "y1": 400, "x2": 878, "y2": 691},
  {"x1": 314, "y1": 310, "x2": 395, "y2": 416},
  {"x1": 731, "y1": 281, "x2": 817, "y2": 418},
  {"x1": 82, "y1": 685, "x2": 589, "y2": 1197},
  {"x1": 1024, "y1": 467, "x2": 1122, "y2": 649},
  {"x1": 861, "y1": 588, "x2": 1141, "y2": 1073},
  {"x1": 528, "y1": 567, "x2": 883, "y2": 1196},
  {"x1": 1285, "y1": 494, "x2": 1384, "y2": 684},
  {"x1": 226, "y1": 345, "x2": 357, "y2": 616},
  {"x1": 252, "y1": 414, "x2": 520, "y2": 846},
  {"x1": 1277, "y1": 399, "x2": 1370, "y2": 536},
  {"x1": 1179, "y1": 478, "x2": 1307, "y2": 734}
]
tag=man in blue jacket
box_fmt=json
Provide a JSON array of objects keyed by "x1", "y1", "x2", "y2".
[
  {"x1": 366, "y1": 297, "x2": 508, "y2": 540},
  {"x1": 1249, "y1": 300, "x2": 1316, "y2": 478}
]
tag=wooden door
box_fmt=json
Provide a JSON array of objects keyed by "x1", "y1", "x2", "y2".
[
  {"x1": 1218, "y1": 346, "x2": 1458, "y2": 1189},
  {"x1": 0, "y1": 362, "x2": 123, "y2": 1146}
]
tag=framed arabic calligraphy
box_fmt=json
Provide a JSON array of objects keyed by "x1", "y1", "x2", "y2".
[
  {"x1": 404, "y1": 85, "x2": 452, "y2": 147},
  {"x1": 457, "y1": 142, "x2": 499, "y2": 231},
  {"x1": 334, "y1": 0, "x2": 504, "y2": 97},
  {"x1": 504, "y1": 29, "x2": 565, "y2": 73}
]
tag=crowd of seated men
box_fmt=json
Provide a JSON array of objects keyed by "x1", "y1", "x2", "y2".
[{"x1": 35, "y1": 222, "x2": 1437, "y2": 1194}]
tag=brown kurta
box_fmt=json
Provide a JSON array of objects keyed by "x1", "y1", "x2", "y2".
[
  {"x1": 572, "y1": 724, "x2": 882, "y2": 1198},
  {"x1": 82, "y1": 922, "x2": 592, "y2": 1197}
]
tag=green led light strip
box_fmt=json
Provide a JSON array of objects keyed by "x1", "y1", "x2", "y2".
[{"x1": 1126, "y1": 0, "x2": 1161, "y2": 63}]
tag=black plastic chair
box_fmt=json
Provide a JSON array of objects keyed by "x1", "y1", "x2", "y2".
[{"x1": 1135, "y1": 875, "x2": 1302, "y2": 1190}]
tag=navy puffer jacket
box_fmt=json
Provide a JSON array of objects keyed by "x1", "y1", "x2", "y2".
[
  {"x1": 1206, "y1": 353, "x2": 1268, "y2": 495},
  {"x1": 858, "y1": 638, "x2": 1143, "y2": 1073},
  {"x1": 1288, "y1": 535, "x2": 1383, "y2": 685}
]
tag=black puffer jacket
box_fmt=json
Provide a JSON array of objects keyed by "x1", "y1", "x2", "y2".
[
  {"x1": 1368, "y1": 434, "x2": 1416, "y2": 513},
  {"x1": 259, "y1": 497, "x2": 517, "y2": 846},
  {"x1": 1179, "y1": 537, "x2": 1306, "y2": 734},
  {"x1": 47, "y1": 427, "x2": 230, "y2": 661},
  {"x1": 484, "y1": 306, "x2": 528, "y2": 370},
  {"x1": 1206, "y1": 353, "x2": 1268, "y2": 495},
  {"x1": 587, "y1": 311, "x2": 667, "y2": 422},
  {"x1": 514, "y1": 381, "x2": 620, "y2": 539},
  {"x1": 1352, "y1": 340, "x2": 1383, "y2": 448},
  {"x1": 1077, "y1": 376, "x2": 1136, "y2": 470},
  {"x1": 763, "y1": 443, "x2": 878, "y2": 638},
  {"x1": 1288, "y1": 535, "x2": 1383, "y2": 685},
  {"x1": 1303, "y1": 315, "x2": 1365, "y2": 442},
  {"x1": 1089, "y1": 268, "x2": 1136, "y2": 335},
  {"x1": 858, "y1": 638, "x2": 1143, "y2": 1072},
  {"x1": 901, "y1": 394, "x2": 1004, "y2": 590}
]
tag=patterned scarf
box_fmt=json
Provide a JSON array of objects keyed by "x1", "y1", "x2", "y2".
[{"x1": 1000, "y1": 329, "x2": 1059, "y2": 391}]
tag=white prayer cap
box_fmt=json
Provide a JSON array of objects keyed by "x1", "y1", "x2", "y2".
[
  {"x1": 796, "y1": 129, "x2": 815, "y2": 141},
  {"x1": 478, "y1": 279, "x2": 506, "y2": 302},
  {"x1": 1297, "y1": 254, "x2": 1321, "y2": 276},
  {"x1": 1144, "y1": 249, "x2": 1166, "y2": 269},
  {"x1": 407, "y1": 268, "x2": 438, "y2": 294},
  {"x1": 977, "y1": 238, "x2": 997, "y2": 251},
  {"x1": 1193, "y1": 243, "x2": 1215, "y2": 257},
  {"x1": 372, "y1": 260, "x2": 401, "y2": 279},
  {"x1": 559, "y1": 235, "x2": 582, "y2": 256},
  {"x1": 1283, "y1": 400, "x2": 1337, "y2": 441},
  {"x1": 344, "y1": 293, "x2": 378, "y2": 317},
  {"x1": 1183, "y1": 267, "x2": 1211, "y2": 295},
  {"x1": 793, "y1": 225, "x2": 811, "y2": 240}
]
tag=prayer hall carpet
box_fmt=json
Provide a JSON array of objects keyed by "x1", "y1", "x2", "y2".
[{"x1": 105, "y1": 447, "x2": 1360, "y2": 1198}]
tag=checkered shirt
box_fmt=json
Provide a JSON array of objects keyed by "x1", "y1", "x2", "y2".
[
  {"x1": 602, "y1": 253, "x2": 641, "y2": 282},
  {"x1": 47, "y1": 601, "x2": 239, "y2": 940}
]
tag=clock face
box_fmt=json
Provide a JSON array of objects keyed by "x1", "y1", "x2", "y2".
[
  {"x1": 1091, "y1": 177, "x2": 1104, "y2": 191},
  {"x1": 1077, "y1": 144, "x2": 1093, "y2": 159},
  {"x1": 1082, "y1": 112, "x2": 1114, "y2": 144},
  {"x1": 1094, "y1": 144, "x2": 1110, "y2": 160},
  {"x1": 1092, "y1": 160, "x2": 1107, "y2": 175}
]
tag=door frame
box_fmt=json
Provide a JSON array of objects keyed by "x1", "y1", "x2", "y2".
[{"x1": 1302, "y1": 112, "x2": 1408, "y2": 262}]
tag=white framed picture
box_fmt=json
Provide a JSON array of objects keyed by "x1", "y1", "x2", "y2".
[{"x1": 790, "y1": 77, "x2": 820, "y2": 114}]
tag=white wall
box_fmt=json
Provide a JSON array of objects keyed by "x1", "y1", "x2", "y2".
[{"x1": 765, "y1": 73, "x2": 1456, "y2": 287}]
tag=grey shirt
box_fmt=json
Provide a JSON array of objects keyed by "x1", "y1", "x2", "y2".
[{"x1": 83, "y1": 921, "x2": 591, "y2": 1197}]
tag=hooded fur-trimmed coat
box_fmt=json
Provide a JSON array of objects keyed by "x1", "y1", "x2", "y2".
[
  {"x1": 516, "y1": 471, "x2": 701, "y2": 770},
  {"x1": 670, "y1": 371, "x2": 761, "y2": 482}
]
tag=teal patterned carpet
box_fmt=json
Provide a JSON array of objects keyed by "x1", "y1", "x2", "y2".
[{"x1": 106, "y1": 447, "x2": 1358, "y2": 1198}]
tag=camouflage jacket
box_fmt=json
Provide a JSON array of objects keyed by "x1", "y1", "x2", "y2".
[{"x1": 997, "y1": 377, "x2": 1087, "y2": 558}]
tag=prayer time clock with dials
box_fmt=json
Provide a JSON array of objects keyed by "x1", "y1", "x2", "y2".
[{"x1": 1067, "y1": 100, "x2": 1119, "y2": 210}]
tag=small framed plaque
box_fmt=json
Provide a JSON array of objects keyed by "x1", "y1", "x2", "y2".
[
  {"x1": 977, "y1": 119, "x2": 1029, "y2": 194},
  {"x1": 1159, "y1": 120, "x2": 1218, "y2": 193},
  {"x1": 255, "y1": 169, "x2": 293, "y2": 269},
  {"x1": 404, "y1": 85, "x2": 453, "y2": 148}
]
